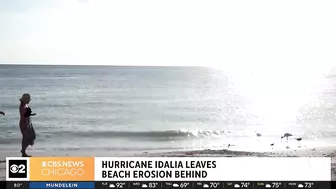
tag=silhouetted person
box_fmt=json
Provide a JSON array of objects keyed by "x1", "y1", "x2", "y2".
[{"x1": 19, "y1": 93, "x2": 36, "y2": 157}]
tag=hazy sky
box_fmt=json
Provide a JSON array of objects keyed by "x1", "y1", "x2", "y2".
[{"x1": 0, "y1": 0, "x2": 335, "y2": 68}]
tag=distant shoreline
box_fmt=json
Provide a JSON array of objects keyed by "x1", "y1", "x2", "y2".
[{"x1": 0, "y1": 64, "x2": 210, "y2": 68}]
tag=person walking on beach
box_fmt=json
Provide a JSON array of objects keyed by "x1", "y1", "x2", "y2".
[
  {"x1": 0, "y1": 111, "x2": 4, "y2": 116},
  {"x1": 19, "y1": 93, "x2": 36, "y2": 157}
]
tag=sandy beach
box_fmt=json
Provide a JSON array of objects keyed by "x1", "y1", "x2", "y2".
[{"x1": 1, "y1": 146, "x2": 335, "y2": 181}]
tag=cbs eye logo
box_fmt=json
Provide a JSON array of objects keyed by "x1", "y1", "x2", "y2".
[{"x1": 8, "y1": 160, "x2": 27, "y2": 178}]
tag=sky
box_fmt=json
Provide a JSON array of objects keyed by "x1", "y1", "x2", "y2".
[{"x1": 0, "y1": 0, "x2": 335, "y2": 69}]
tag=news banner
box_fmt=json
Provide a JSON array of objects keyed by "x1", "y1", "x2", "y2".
[{"x1": 3, "y1": 157, "x2": 334, "y2": 189}]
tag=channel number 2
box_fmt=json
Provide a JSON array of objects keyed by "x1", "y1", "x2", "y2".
[{"x1": 10, "y1": 164, "x2": 25, "y2": 174}]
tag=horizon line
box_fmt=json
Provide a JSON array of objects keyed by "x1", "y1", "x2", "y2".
[{"x1": 0, "y1": 63, "x2": 211, "y2": 68}]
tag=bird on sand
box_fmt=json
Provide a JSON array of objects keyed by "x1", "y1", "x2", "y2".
[
  {"x1": 296, "y1": 138, "x2": 302, "y2": 141},
  {"x1": 255, "y1": 131, "x2": 262, "y2": 137},
  {"x1": 282, "y1": 133, "x2": 293, "y2": 143},
  {"x1": 270, "y1": 143, "x2": 274, "y2": 146}
]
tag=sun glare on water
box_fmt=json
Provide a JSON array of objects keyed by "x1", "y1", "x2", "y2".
[{"x1": 221, "y1": 65, "x2": 329, "y2": 127}]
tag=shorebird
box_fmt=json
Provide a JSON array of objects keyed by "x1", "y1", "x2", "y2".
[
  {"x1": 296, "y1": 138, "x2": 302, "y2": 141},
  {"x1": 255, "y1": 131, "x2": 262, "y2": 137},
  {"x1": 282, "y1": 133, "x2": 293, "y2": 143},
  {"x1": 270, "y1": 143, "x2": 274, "y2": 146}
]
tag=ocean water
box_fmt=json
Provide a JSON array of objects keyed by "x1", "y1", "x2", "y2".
[{"x1": 0, "y1": 65, "x2": 336, "y2": 157}]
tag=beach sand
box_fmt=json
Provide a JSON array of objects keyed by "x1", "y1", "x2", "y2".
[{"x1": 1, "y1": 147, "x2": 335, "y2": 181}]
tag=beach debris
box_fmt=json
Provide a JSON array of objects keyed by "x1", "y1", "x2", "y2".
[{"x1": 255, "y1": 131, "x2": 262, "y2": 137}]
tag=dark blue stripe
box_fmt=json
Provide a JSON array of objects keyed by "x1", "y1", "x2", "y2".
[{"x1": 29, "y1": 182, "x2": 94, "y2": 189}]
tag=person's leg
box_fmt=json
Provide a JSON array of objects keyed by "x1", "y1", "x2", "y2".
[
  {"x1": 21, "y1": 136, "x2": 26, "y2": 154},
  {"x1": 21, "y1": 135, "x2": 30, "y2": 157}
]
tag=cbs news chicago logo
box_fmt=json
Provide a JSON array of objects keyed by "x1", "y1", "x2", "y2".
[{"x1": 6, "y1": 157, "x2": 94, "y2": 181}]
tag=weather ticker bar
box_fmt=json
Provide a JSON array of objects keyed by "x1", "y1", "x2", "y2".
[{"x1": 3, "y1": 181, "x2": 334, "y2": 189}]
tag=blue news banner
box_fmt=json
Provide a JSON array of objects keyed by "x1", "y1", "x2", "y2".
[{"x1": 1, "y1": 181, "x2": 334, "y2": 189}]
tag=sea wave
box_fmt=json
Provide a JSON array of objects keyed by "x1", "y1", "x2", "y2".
[
  {"x1": 62, "y1": 129, "x2": 232, "y2": 139},
  {"x1": 0, "y1": 129, "x2": 233, "y2": 144}
]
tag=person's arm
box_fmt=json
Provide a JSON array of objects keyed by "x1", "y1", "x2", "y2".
[
  {"x1": 0, "y1": 111, "x2": 4, "y2": 116},
  {"x1": 20, "y1": 107, "x2": 26, "y2": 120}
]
